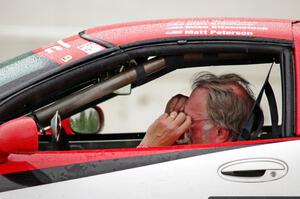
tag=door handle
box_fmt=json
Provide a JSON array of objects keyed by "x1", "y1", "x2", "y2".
[
  {"x1": 218, "y1": 158, "x2": 288, "y2": 183},
  {"x1": 221, "y1": 169, "x2": 266, "y2": 177}
]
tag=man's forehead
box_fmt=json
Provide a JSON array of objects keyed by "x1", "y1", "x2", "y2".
[
  {"x1": 195, "y1": 83, "x2": 246, "y2": 97},
  {"x1": 185, "y1": 88, "x2": 208, "y2": 116},
  {"x1": 189, "y1": 87, "x2": 210, "y2": 103},
  {"x1": 191, "y1": 87, "x2": 209, "y2": 96}
]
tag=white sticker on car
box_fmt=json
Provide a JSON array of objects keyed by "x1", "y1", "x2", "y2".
[
  {"x1": 61, "y1": 55, "x2": 73, "y2": 63},
  {"x1": 77, "y1": 42, "x2": 105, "y2": 55}
]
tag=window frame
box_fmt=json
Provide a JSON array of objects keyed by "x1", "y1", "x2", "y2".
[{"x1": 38, "y1": 40, "x2": 295, "y2": 150}]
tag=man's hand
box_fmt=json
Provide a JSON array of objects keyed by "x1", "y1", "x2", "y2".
[
  {"x1": 139, "y1": 111, "x2": 192, "y2": 147},
  {"x1": 165, "y1": 94, "x2": 189, "y2": 113}
]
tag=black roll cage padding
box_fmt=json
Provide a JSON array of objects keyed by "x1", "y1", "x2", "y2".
[
  {"x1": 239, "y1": 62, "x2": 279, "y2": 140},
  {"x1": 164, "y1": 56, "x2": 185, "y2": 68},
  {"x1": 135, "y1": 63, "x2": 146, "y2": 85}
]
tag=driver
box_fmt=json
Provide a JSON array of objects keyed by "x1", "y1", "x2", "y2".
[{"x1": 138, "y1": 72, "x2": 256, "y2": 147}]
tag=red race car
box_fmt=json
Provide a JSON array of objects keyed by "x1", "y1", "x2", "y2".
[{"x1": 0, "y1": 18, "x2": 300, "y2": 198}]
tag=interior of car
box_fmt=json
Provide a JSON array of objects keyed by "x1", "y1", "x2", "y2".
[{"x1": 34, "y1": 40, "x2": 295, "y2": 151}]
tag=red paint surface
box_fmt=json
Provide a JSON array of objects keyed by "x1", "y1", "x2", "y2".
[
  {"x1": 87, "y1": 18, "x2": 293, "y2": 46},
  {"x1": 32, "y1": 18, "x2": 294, "y2": 66},
  {"x1": 32, "y1": 36, "x2": 106, "y2": 65},
  {"x1": 61, "y1": 118, "x2": 74, "y2": 135},
  {"x1": 0, "y1": 117, "x2": 38, "y2": 163},
  {"x1": 0, "y1": 137, "x2": 297, "y2": 175}
]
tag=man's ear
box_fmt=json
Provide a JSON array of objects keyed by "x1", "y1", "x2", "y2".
[{"x1": 216, "y1": 128, "x2": 230, "y2": 143}]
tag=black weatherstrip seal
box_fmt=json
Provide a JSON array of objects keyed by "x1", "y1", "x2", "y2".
[
  {"x1": 120, "y1": 36, "x2": 293, "y2": 49},
  {"x1": 1, "y1": 145, "x2": 247, "y2": 192}
]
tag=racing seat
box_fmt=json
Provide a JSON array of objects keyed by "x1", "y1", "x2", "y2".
[{"x1": 239, "y1": 63, "x2": 279, "y2": 140}]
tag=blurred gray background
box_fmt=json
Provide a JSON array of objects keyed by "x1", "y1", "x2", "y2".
[
  {"x1": 1, "y1": 0, "x2": 299, "y2": 133},
  {"x1": 1, "y1": 0, "x2": 300, "y2": 62}
]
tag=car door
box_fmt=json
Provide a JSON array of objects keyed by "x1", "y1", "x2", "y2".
[{"x1": 0, "y1": 139, "x2": 299, "y2": 199}]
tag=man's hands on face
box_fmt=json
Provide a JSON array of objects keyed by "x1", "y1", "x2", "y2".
[
  {"x1": 165, "y1": 94, "x2": 189, "y2": 113},
  {"x1": 139, "y1": 95, "x2": 191, "y2": 147},
  {"x1": 140, "y1": 112, "x2": 192, "y2": 147}
]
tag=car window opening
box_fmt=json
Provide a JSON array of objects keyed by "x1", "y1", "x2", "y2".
[
  {"x1": 18, "y1": 43, "x2": 290, "y2": 151},
  {"x1": 46, "y1": 54, "x2": 287, "y2": 150}
]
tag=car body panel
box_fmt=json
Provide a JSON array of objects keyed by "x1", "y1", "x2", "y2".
[
  {"x1": 1, "y1": 140, "x2": 300, "y2": 198},
  {"x1": 0, "y1": 138, "x2": 296, "y2": 176}
]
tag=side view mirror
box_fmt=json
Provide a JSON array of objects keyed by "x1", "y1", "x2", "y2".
[
  {"x1": 50, "y1": 111, "x2": 62, "y2": 142},
  {"x1": 0, "y1": 117, "x2": 38, "y2": 163},
  {"x1": 69, "y1": 106, "x2": 104, "y2": 134}
]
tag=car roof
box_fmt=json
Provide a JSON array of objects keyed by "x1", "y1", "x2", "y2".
[
  {"x1": 0, "y1": 17, "x2": 296, "y2": 124},
  {"x1": 32, "y1": 17, "x2": 295, "y2": 66},
  {"x1": 86, "y1": 17, "x2": 295, "y2": 45}
]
